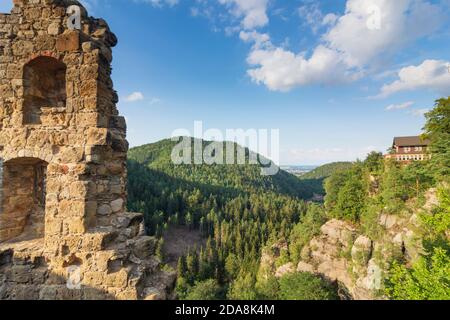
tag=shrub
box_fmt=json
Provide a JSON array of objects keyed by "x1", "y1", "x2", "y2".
[
  {"x1": 278, "y1": 272, "x2": 338, "y2": 300},
  {"x1": 185, "y1": 279, "x2": 223, "y2": 300},
  {"x1": 360, "y1": 203, "x2": 384, "y2": 240},
  {"x1": 227, "y1": 273, "x2": 257, "y2": 300},
  {"x1": 420, "y1": 186, "x2": 450, "y2": 240},
  {"x1": 289, "y1": 204, "x2": 327, "y2": 263},
  {"x1": 255, "y1": 275, "x2": 280, "y2": 300},
  {"x1": 385, "y1": 247, "x2": 450, "y2": 300}
]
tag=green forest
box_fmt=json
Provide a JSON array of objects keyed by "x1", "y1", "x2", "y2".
[
  {"x1": 298, "y1": 162, "x2": 353, "y2": 195},
  {"x1": 127, "y1": 97, "x2": 449, "y2": 300},
  {"x1": 127, "y1": 138, "x2": 318, "y2": 299}
]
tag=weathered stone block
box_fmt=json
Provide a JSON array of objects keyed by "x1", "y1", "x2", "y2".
[{"x1": 56, "y1": 31, "x2": 80, "y2": 52}]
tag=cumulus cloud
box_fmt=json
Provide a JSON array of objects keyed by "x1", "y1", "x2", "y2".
[
  {"x1": 324, "y1": 0, "x2": 442, "y2": 68},
  {"x1": 246, "y1": 43, "x2": 361, "y2": 91},
  {"x1": 378, "y1": 60, "x2": 450, "y2": 97},
  {"x1": 239, "y1": 31, "x2": 271, "y2": 48},
  {"x1": 76, "y1": 0, "x2": 449, "y2": 95},
  {"x1": 245, "y1": 0, "x2": 446, "y2": 92},
  {"x1": 124, "y1": 92, "x2": 145, "y2": 102},
  {"x1": 219, "y1": 0, "x2": 269, "y2": 29},
  {"x1": 385, "y1": 101, "x2": 414, "y2": 111}
]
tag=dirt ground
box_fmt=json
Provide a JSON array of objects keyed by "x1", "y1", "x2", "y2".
[{"x1": 162, "y1": 226, "x2": 206, "y2": 268}]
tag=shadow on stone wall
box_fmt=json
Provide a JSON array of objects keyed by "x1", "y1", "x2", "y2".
[{"x1": 0, "y1": 248, "x2": 116, "y2": 300}]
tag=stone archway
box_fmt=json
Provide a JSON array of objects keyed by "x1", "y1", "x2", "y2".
[
  {"x1": 23, "y1": 56, "x2": 67, "y2": 125},
  {"x1": 0, "y1": 157, "x2": 48, "y2": 242}
]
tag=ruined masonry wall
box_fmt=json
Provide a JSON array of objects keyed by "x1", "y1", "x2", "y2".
[{"x1": 0, "y1": 0, "x2": 175, "y2": 300}]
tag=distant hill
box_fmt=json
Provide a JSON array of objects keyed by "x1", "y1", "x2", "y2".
[
  {"x1": 298, "y1": 162, "x2": 353, "y2": 196},
  {"x1": 128, "y1": 137, "x2": 315, "y2": 200},
  {"x1": 300, "y1": 162, "x2": 353, "y2": 180}
]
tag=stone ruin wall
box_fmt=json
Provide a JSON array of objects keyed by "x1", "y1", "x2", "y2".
[{"x1": 0, "y1": 0, "x2": 175, "y2": 300}]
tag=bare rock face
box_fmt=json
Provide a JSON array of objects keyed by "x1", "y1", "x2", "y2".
[
  {"x1": 0, "y1": 0, "x2": 175, "y2": 300},
  {"x1": 298, "y1": 210, "x2": 425, "y2": 300},
  {"x1": 275, "y1": 263, "x2": 295, "y2": 278},
  {"x1": 351, "y1": 235, "x2": 372, "y2": 273},
  {"x1": 298, "y1": 220, "x2": 376, "y2": 300}
]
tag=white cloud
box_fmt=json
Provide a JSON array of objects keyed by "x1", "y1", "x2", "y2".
[
  {"x1": 219, "y1": 0, "x2": 269, "y2": 30},
  {"x1": 244, "y1": 0, "x2": 446, "y2": 92},
  {"x1": 378, "y1": 60, "x2": 450, "y2": 97},
  {"x1": 409, "y1": 108, "x2": 430, "y2": 117},
  {"x1": 322, "y1": 13, "x2": 338, "y2": 26},
  {"x1": 246, "y1": 40, "x2": 361, "y2": 91},
  {"x1": 298, "y1": 2, "x2": 338, "y2": 33},
  {"x1": 124, "y1": 92, "x2": 145, "y2": 102},
  {"x1": 239, "y1": 31, "x2": 271, "y2": 48},
  {"x1": 385, "y1": 101, "x2": 414, "y2": 111},
  {"x1": 298, "y1": 2, "x2": 325, "y2": 34},
  {"x1": 324, "y1": 0, "x2": 443, "y2": 68}
]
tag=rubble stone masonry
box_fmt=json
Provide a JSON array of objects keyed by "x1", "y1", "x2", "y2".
[{"x1": 0, "y1": 0, "x2": 175, "y2": 300}]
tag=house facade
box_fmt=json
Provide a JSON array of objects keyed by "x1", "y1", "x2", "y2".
[{"x1": 384, "y1": 136, "x2": 431, "y2": 162}]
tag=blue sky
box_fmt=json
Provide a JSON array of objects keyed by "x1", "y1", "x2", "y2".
[{"x1": 2, "y1": 0, "x2": 450, "y2": 165}]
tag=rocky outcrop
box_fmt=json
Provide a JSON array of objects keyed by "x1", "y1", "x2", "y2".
[
  {"x1": 297, "y1": 220, "x2": 360, "y2": 299},
  {"x1": 297, "y1": 208, "x2": 426, "y2": 300},
  {"x1": 275, "y1": 263, "x2": 295, "y2": 278},
  {"x1": 0, "y1": 0, "x2": 175, "y2": 300}
]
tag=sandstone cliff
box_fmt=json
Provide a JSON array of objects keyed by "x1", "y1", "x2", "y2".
[{"x1": 266, "y1": 188, "x2": 439, "y2": 300}]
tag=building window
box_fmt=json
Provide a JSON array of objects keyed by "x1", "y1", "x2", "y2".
[
  {"x1": 415, "y1": 147, "x2": 422, "y2": 152},
  {"x1": 23, "y1": 56, "x2": 67, "y2": 125},
  {"x1": 404, "y1": 147, "x2": 411, "y2": 153}
]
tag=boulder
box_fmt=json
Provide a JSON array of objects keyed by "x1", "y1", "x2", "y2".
[
  {"x1": 133, "y1": 236, "x2": 157, "y2": 259},
  {"x1": 275, "y1": 263, "x2": 295, "y2": 278},
  {"x1": 351, "y1": 235, "x2": 372, "y2": 266},
  {"x1": 297, "y1": 261, "x2": 315, "y2": 273}
]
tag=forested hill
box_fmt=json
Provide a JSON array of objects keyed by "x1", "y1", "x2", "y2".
[
  {"x1": 128, "y1": 137, "x2": 314, "y2": 199},
  {"x1": 298, "y1": 162, "x2": 353, "y2": 195},
  {"x1": 126, "y1": 137, "x2": 315, "y2": 299},
  {"x1": 300, "y1": 162, "x2": 353, "y2": 180}
]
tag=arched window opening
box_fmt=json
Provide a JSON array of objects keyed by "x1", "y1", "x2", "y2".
[
  {"x1": 0, "y1": 158, "x2": 48, "y2": 242},
  {"x1": 23, "y1": 56, "x2": 67, "y2": 125}
]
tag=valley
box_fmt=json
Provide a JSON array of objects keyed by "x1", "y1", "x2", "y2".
[{"x1": 126, "y1": 99, "x2": 449, "y2": 300}]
